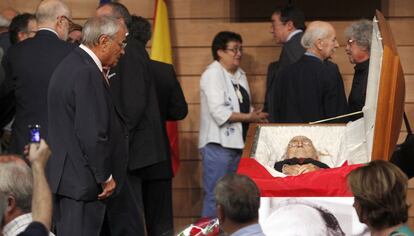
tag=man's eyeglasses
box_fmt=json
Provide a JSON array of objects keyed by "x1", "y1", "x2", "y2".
[
  {"x1": 225, "y1": 47, "x2": 243, "y2": 54},
  {"x1": 108, "y1": 37, "x2": 127, "y2": 49},
  {"x1": 60, "y1": 15, "x2": 75, "y2": 26},
  {"x1": 346, "y1": 39, "x2": 356, "y2": 46},
  {"x1": 287, "y1": 140, "x2": 313, "y2": 148}
]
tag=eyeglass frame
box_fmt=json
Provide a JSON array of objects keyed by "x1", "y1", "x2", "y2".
[
  {"x1": 224, "y1": 46, "x2": 243, "y2": 54},
  {"x1": 60, "y1": 15, "x2": 75, "y2": 26},
  {"x1": 287, "y1": 140, "x2": 313, "y2": 148},
  {"x1": 346, "y1": 39, "x2": 357, "y2": 46},
  {"x1": 102, "y1": 34, "x2": 127, "y2": 49}
]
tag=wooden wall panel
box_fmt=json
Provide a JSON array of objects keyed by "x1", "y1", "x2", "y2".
[
  {"x1": 173, "y1": 161, "x2": 203, "y2": 189},
  {"x1": 171, "y1": 19, "x2": 414, "y2": 47},
  {"x1": 125, "y1": 0, "x2": 232, "y2": 19},
  {"x1": 382, "y1": 0, "x2": 414, "y2": 17},
  {"x1": 173, "y1": 189, "x2": 203, "y2": 217},
  {"x1": 178, "y1": 132, "x2": 200, "y2": 160},
  {"x1": 173, "y1": 46, "x2": 414, "y2": 76}
]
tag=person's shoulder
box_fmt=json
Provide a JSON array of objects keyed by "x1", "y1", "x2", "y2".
[
  {"x1": 150, "y1": 60, "x2": 172, "y2": 70},
  {"x1": 17, "y1": 221, "x2": 48, "y2": 236},
  {"x1": 200, "y1": 61, "x2": 223, "y2": 84}
]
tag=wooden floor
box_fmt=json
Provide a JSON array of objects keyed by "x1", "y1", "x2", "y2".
[{"x1": 1, "y1": 0, "x2": 414, "y2": 232}]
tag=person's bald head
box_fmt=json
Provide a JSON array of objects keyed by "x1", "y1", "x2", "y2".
[
  {"x1": 1, "y1": 8, "x2": 18, "y2": 22},
  {"x1": 36, "y1": 0, "x2": 71, "y2": 40},
  {"x1": 301, "y1": 21, "x2": 339, "y2": 60},
  {"x1": 0, "y1": 8, "x2": 18, "y2": 32},
  {"x1": 96, "y1": 2, "x2": 131, "y2": 30}
]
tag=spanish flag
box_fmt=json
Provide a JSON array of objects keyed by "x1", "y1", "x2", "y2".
[{"x1": 151, "y1": 0, "x2": 179, "y2": 175}]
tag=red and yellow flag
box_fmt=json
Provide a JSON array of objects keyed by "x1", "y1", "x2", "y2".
[{"x1": 151, "y1": 0, "x2": 180, "y2": 175}]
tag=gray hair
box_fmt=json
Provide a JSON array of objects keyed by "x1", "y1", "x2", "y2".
[
  {"x1": 344, "y1": 20, "x2": 373, "y2": 51},
  {"x1": 81, "y1": 16, "x2": 121, "y2": 47},
  {"x1": 301, "y1": 26, "x2": 330, "y2": 49},
  {"x1": 215, "y1": 174, "x2": 260, "y2": 223},
  {"x1": 0, "y1": 191, "x2": 7, "y2": 224},
  {"x1": 0, "y1": 161, "x2": 33, "y2": 213},
  {"x1": 36, "y1": 0, "x2": 70, "y2": 25}
]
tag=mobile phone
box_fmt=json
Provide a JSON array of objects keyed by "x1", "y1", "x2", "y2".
[{"x1": 28, "y1": 124, "x2": 41, "y2": 143}]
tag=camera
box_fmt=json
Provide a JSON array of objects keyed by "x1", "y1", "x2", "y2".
[{"x1": 28, "y1": 124, "x2": 41, "y2": 143}]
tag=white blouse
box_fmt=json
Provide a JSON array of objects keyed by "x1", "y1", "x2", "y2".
[{"x1": 198, "y1": 61, "x2": 251, "y2": 149}]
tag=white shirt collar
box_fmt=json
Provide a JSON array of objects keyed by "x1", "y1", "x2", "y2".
[
  {"x1": 286, "y1": 29, "x2": 303, "y2": 42},
  {"x1": 37, "y1": 28, "x2": 59, "y2": 37},
  {"x1": 2, "y1": 213, "x2": 32, "y2": 236},
  {"x1": 79, "y1": 44, "x2": 103, "y2": 72}
]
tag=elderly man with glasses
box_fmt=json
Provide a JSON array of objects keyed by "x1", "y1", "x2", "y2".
[
  {"x1": 47, "y1": 16, "x2": 128, "y2": 236},
  {"x1": 274, "y1": 136, "x2": 330, "y2": 176},
  {"x1": 0, "y1": 0, "x2": 75, "y2": 155}
]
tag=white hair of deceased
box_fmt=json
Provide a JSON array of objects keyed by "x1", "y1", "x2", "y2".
[
  {"x1": 81, "y1": 16, "x2": 120, "y2": 47},
  {"x1": 36, "y1": 0, "x2": 70, "y2": 25},
  {"x1": 301, "y1": 26, "x2": 330, "y2": 49},
  {"x1": 0, "y1": 161, "x2": 33, "y2": 213}
]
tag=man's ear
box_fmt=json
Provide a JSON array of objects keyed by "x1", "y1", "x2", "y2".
[
  {"x1": 17, "y1": 31, "x2": 26, "y2": 42},
  {"x1": 6, "y1": 195, "x2": 16, "y2": 213},
  {"x1": 286, "y1": 20, "x2": 295, "y2": 31},
  {"x1": 316, "y1": 39, "x2": 324, "y2": 50}
]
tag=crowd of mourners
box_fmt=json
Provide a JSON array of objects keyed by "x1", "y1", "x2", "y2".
[{"x1": 0, "y1": 1, "x2": 412, "y2": 236}]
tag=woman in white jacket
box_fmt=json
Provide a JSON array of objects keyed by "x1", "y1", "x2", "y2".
[{"x1": 199, "y1": 31, "x2": 268, "y2": 218}]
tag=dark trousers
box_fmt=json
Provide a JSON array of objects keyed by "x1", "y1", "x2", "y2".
[
  {"x1": 53, "y1": 195, "x2": 106, "y2": 236},
  {"x1": 106, "y1": 173, "x2": 147, "y2": 236},
  {"x1": 142, "y1": 178, "x2": 174, "y2": 236}
]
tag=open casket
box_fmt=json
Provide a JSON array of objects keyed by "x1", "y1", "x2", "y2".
[{"x1": 237, "y1": 11, "x2": 406, "y2": 235}]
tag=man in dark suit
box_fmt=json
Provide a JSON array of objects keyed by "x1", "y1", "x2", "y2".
[
  {"x1": 47, "y1": 16, "x2": 128, "y2": 236},
  {"x1": 96, "y1": 3, "x2": 168, "y2": 235},
  {"x1": 272, "y1": 21, "x2": 348, "y2": 123},
  {"x1": 0, "y1": 0, "x2": 75, "y2": 154},
  {"x1": 128, "y1": 15, "x2": 188, "y2": 235},
  {"x1": 265, "y1": 6, "x2": 306, "y2": 121},
  {"x1": 0, "y1": 13, "x2": 37, "y2": 153}
]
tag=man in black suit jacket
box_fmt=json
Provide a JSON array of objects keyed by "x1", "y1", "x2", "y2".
[
  {"x1": 0, "y1": 0, "x2": 75, "y2": 154},
  {"x1": 265, "y1": 6, "x2": 306, "y2": 122},
  {"x1": 96, "y1": 3, "x2": 168, "y2": 235},
  {"x1": 272, "y1": 21, "x2": 348, "y2": 123},
  {"x1": 128, "y1": 15, "x2": 188, "y2": 235},
  {"x1": 47, "y1": 16, "x2": 128, "y2": 236}
]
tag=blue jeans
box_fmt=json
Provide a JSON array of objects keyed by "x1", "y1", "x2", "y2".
[{"x1": 200, "y1": 143, "x2": 242, "y2": 217}]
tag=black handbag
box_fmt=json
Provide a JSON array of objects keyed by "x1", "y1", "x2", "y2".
[{"x1": 390, "y1": 112, "x2": 414, "y2": 178}]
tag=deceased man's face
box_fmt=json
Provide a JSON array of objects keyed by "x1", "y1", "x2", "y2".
[{"x1": 286, "y1": 136, "x2": 318, "y2": 159}]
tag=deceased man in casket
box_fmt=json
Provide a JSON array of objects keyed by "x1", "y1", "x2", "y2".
[{"x1": 274, "y1": 136, "x2": 330, "y2": 176}]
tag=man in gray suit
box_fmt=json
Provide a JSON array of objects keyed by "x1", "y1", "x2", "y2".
[{"x1": 264, "y1": 6, "x2": 306, "y2": 122}]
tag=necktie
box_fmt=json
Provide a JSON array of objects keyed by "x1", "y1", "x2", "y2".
[{"x1": 102, "y1": 67, "x2": 110, "y2": 86}]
